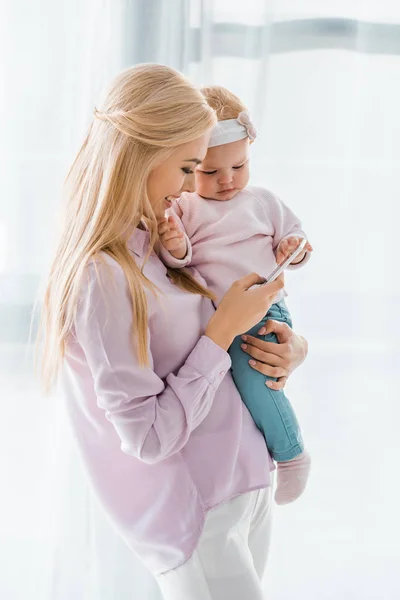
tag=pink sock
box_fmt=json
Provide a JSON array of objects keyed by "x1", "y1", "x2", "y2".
[{"x1": 274, "y1": 451, "x2": 311, "y2": 505}]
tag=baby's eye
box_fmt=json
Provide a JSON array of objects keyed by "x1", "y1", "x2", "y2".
[
  {"x1": 201, "y1": 170, "x2": 217, "y2": 176},
  {"x1": 233, "y1": 164, "x2": 245, "y2": 170}
]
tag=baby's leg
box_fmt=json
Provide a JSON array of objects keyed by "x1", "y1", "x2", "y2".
[
  {"x1": 273, "y1": 451, "x2": 311, "y2": 505},
  {"x1": 229, "y1": 301, "x2": 310, "y2": 505}
]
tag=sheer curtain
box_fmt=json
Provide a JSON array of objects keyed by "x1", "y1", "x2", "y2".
[{"x1": 1, "y1": 1, "x2": 399, "y2": 599}]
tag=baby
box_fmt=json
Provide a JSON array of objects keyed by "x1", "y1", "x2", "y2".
[{"x1": 158, "y1": 86, "x2": 312, "y2": 505}]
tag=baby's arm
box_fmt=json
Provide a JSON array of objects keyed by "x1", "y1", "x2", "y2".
[
  {"x1": 276, "y1": 236, "x2": 313, "y2": 266},
  {"x1": 158, "y1": 202, "x2": 192, "y2": 268},
  {"x1": 268, "y1": 193, "x2": 313, "y2": 267}
]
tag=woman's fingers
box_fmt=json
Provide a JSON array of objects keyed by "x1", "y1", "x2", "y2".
[
  {"x1": 258, "y1": 319, "x2": 292, "y2": 342},
  {"x1": 247, "y1": 357, "x2": 288, "y2": 379},
  {"x1": 235, "y1": 272, "x2": 265, "y2": 290},
  {"x1": 266, "y1": 376, "x2": 288, "y2": 390},
  {"x1": 244, "y1": 350, "x2": 286, "y2": 370},
  {"x1": 244, "y1": 345, "x2": 289, "y2": 386},
  {"x1": 249, "y1": 274, "x2": 284, "y2": 301},
  {"x1": 241, "y1": 333, "x2": 289, "y2": 359},
  {"x1": 241, "y1": 336, "x2": 286, "y2": 364},
  {"x1": 244, "y1": 323, "x2": 308, "y2": 374},
  {"x1": 239, "y1": 316, "x2": 307, "y2": 387},
  {"x1": 234, "y1": 273, "x2": 284, "y2": 297},
  {"x1": 262, "y1": 273, "x2": 284, "y2": 297}
]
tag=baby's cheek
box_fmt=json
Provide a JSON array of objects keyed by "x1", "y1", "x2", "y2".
[
  {"x1": 196, "y1": 175, "x2": 212, "y2": 196},
  {"x1": 236, "y1": 168, "x2": 250, "y2": 190}
]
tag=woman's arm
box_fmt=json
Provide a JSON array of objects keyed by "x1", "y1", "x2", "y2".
[
  {"x1": 74, "y1": 263, "x2": 231, "y2": 465},
  {"x1": 74, "y1": 264, "x2": 283, "y2": 464},
  {"x1": 240, "y1": 320, "x2": 308, "y2": 390}
]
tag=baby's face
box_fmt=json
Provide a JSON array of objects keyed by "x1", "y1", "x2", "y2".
[{"x1": 195, "y1": 138, "x2": 250, "y2": 201}]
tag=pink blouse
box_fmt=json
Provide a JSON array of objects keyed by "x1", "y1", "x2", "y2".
[{"x1": 61, "y1": 227, "x2": 273, "y2": 575}]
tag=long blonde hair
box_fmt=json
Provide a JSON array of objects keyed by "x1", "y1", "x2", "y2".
[{"x1": 39, "y1": 64, "x2": 216, "y2": 392}]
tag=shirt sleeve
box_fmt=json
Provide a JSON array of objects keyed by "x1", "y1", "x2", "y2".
[
  {"x1": 74, "y1": 261, "x2": 231, "y2": 465},
  {"x1": 264, "y1": 190, "x2": 311, "y2": 270},
  {"x1": 158, "y1": 203, "x2": 193, "y2": 268}
]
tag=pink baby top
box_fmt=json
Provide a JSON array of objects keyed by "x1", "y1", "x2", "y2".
[
  {"x1": 160, "y1": 186, "x2": 309, "y2": 303},
  {"x1": 61, "y1": 227, "x2": 273, "y2": 575}
]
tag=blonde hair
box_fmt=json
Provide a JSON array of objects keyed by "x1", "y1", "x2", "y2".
[
  {"x1": 39, "y1": 64, "x2": 216, "y2": 392},
  {"x1": 200, "y1": 85, "x2": 247, "y2": 121}
]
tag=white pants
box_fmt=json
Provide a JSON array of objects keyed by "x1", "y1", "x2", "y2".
[{"x1": 156, "y1": 485, "x2": 273, "y2": 600}]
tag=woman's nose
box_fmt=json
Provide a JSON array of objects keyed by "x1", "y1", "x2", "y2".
[{"x1": 181, "y1": 172, "x2": 196, "y2": 193}]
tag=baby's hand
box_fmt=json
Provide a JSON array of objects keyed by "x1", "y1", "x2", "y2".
[
  {"x1": 158, "y1": 216, "x2": 187, "y2": 259},
  {"x1": 275, "y1": 236, "x2": 313, "y2": 265}
]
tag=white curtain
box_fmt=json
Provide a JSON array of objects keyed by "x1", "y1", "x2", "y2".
[{"x1": 1, "y1": 1, "x2": 399, "y2": 599}]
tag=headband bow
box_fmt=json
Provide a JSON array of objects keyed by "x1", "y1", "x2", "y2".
[{"x1": 208, "y1": 111, "x2": 257, "y2": 148}]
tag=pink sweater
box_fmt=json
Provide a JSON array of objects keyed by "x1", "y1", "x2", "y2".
[
  {"x1": 62, "y1": 227, "x2": 272, "y2": 575},
  {"x1": 160, "y1": 186, "x2": 309, "y2": 304}
]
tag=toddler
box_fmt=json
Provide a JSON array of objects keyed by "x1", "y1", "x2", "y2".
[{"x1": 159, "y1": 86, "x2": 312, "y2": 505}]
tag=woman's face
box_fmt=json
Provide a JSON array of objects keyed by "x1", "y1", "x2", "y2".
[{"x1": 147, "y1": 133, "x2": 210, "y2": 219}]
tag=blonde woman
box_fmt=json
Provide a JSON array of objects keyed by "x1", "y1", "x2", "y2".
[{"x1": 40, "y1": 64, "x2": 308, "y2": 600}]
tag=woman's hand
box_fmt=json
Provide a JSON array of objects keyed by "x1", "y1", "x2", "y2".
[
  {"x1": 205, "y1": 273, "x2": 284, "y2": 351},
  {"x1": 240, "y1": 320, "x2": 308, "y2": 390}
]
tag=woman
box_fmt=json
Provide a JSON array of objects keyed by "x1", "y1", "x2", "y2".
[{"x1": 40, "y1": 64, "x2": 308, "y2": 600}]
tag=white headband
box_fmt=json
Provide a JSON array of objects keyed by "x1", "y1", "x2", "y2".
[{"x1": 208, "y1": 110, "x2": 257, "y2": 148}]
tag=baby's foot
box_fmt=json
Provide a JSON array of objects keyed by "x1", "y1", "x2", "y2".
[{"x1": 274, "y1": 451, "x2": 311, "y2": 505}]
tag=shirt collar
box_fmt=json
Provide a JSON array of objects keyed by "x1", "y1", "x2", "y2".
[{"x1": 127, "y1": 227, "x2": 149, "y2": 257}]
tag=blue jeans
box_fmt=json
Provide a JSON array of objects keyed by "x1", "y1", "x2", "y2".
[{"x1": 229, "y1": 300, "x2": 304, "y2": 462}]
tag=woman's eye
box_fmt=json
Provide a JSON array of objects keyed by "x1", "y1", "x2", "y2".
[
  {"x1": 181, "y1": 167, "x2": 194, "y2": 174},
  {"x1": 233, "y1": 164, "x2": 245, "y2": 170}
]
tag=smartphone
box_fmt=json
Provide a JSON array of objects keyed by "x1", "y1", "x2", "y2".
[{"x1": 260, "y1": 238, "x2": 308, "y2": 285}]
